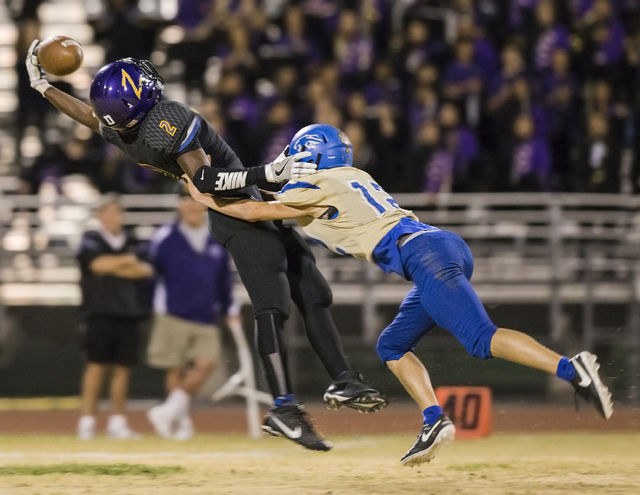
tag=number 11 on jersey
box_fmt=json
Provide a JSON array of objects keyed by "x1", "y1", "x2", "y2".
[{"x1": 348, "y1": 180, "x2": 400, "y2": 218}]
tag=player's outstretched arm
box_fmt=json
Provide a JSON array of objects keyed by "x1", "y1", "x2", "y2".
[
  {"x1": 183, "y1": 174, "x2": 324, "y2": 221},
  {"x1": 184, "y1": 145, "x2": 314, "y2": 193},
  {"x1": 25, "y1": 40, "x2": 100, "y2": 133}
]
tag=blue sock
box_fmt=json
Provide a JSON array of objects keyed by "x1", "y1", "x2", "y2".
[
  {"x1": 422, "y1": 405, "x2": 443, "y2": 425},
  {"x1": 274, "y1": 394, "x2": 296, "y2": 407},
  {"x1": 556, "y1": 357, "x2": 576, "y2": 382}
]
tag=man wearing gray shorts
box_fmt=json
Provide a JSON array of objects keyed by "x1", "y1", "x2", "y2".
[{"x1": 147, "y1": 194, "x2": 238, "y2": 440}]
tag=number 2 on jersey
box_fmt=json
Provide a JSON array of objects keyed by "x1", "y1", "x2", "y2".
[{"x1": 348, "y1": 180, "x2": 400, "y2": 218}]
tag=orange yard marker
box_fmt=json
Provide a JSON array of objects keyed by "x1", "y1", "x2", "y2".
[{"x1": 435, "y1": 386, "x2": 492, "y2": 438}]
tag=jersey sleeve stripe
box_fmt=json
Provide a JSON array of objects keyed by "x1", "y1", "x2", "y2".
[
  {"x1": 178, "y1": 117, "x2": 201, "y2": 152},
  {"x1": 279, "y1": 181, "x2": 321, "y2": 194}
]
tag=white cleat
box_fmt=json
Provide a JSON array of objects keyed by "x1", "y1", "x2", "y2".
[
  {"x1": 570, "y1": 351, "x2": 613, "y2": 420},
  {"x1": 401, "y1": 415, "x2": 456, "y2": 467}
]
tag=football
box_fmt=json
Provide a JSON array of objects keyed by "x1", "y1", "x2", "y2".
[{"x1": 37, "y1": 36, "x2": 83, "y2": 76}]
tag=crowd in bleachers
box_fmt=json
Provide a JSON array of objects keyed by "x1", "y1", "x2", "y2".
[{"x1": 12, "y1": 0, "x2": 640, "y2": 195}]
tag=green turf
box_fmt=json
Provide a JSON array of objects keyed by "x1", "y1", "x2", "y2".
[{"x1": 0, "y1": 463, "x2": 183, "y2": 476}]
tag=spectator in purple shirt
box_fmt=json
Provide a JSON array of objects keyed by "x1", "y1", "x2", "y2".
[
  {"x1": 488, "y1": 44, "x2": 526, "y2": 111},
  {"x1": 363, "y1": 60, "x2": 402, "y2": 107},
  {"x1": 397, "y1": 20, "x2": 446, "y2": 81},
  {"x1": 509, "y1": 0, "x2": 540, "y2": 31},
  {"x1": 531, "y1": 0, "x2": 571, "y2": 72},
  {"x1": 509, "y1": 113, "x2": 552, "y2": 191},
  {"x1": 259, "y1": 6, "x2": 321, "y2": 68},
  {"x1": 457, "y1": 16, "x2": 500, "y2": 88},
  {"x1": 333, "y1": 10, "x2": 374, "y2": 89},
  {"x1": 300, "y1": 0, "x2": 340, "y2": 59},
  {"x1": 442, "y1": 39, "x2": 483, "y2": 126},
  {"x1": 574, "y1": 0, "x2": 625, "y2": 81},
  {"x1": 147, "y1": 194, "x2": 238, "y2": 440},
  {"x1": 438, "y1": 102, "x2": 479, "y2": 178},
  {"x1": 216, "y1": 70, "x2": 258, "y2": 166},
  {"x1": 409, "y1": 86, "x2": 440, "y2": 140}
]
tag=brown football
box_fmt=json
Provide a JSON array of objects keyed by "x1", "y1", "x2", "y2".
[{"x1": 37, "y1": 36, "x2": 83, "y2": 76}]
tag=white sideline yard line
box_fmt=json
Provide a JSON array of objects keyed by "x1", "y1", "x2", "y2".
[{"x1": 0, "y1": 439, "x2": 377, "y2": 460}]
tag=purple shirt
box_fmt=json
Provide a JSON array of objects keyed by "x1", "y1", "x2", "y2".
[
  {"x1": 424, "y1": 149, "x2": 455, "y2": 193},
  {"x1": 535, "y1": 26, "x2": 571, "y2": 70},
  {"x1": 594, "y1": 21, "x2": 625, "y2": 66},
  {"x1": 511, "y1": 137, "x2": 552, "y2": 189},
  {"x1": 509, "y1": 0, "x2": 540, "y2": 29},
  {"x1": 336, "y1": 36, "x2": 373, "y2": 75},
  {"x1": 443, "y1": 61, "x2": 482, "y2": 85},
  {"x1": 150, "y1": 222, "x2": 232, "y2": 325}
]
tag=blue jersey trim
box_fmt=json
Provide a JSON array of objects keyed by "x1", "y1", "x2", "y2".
[
  {"x1": 372, "y1": 217, "x2": 440, "y2": 278},
  {"x1": 178, "y1": 117, "x2": 201, "y2": 152},
  {"x1": 279, "y1": 181, "x2": 321, "y2": 193}
]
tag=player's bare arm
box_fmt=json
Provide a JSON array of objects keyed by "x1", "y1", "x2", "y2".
[
  {"x1": 183, "y1": 174, "x2": 325, "y2": 221},
  {"x1": 177, "y1": 148, "x2": 210, "y2": 180},
  {"x1": 25, "y1": 40, "x2": 101, "y2": 133}
]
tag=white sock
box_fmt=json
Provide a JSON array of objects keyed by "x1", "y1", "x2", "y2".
[
  {"x1": 107, "y1": 414, "x2": 127, "y2": 431},
  {"x1": 163, "y1": 388, "x2": 190, "y2": 419},
  {"x1": 78, "y1": 415, "x2": 95, "y2": 430}
]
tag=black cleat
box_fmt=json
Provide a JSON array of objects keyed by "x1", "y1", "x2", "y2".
[
  {"x1": 570, "y1": 351, "x2": 613, "y2": 420},
  {"x1": 400, "y1": 415, "x2": 455, "y2": 467},
  {"x1": 262, "y1": 403, "x2": 333, "y2": 451},
  {"x1": 323, "y1": 372, "x2": 388, "y2": 413}
]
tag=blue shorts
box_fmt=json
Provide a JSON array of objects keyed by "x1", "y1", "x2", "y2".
[{"x1": 376, "y1": 230, "x2": 497, "y2": 362}]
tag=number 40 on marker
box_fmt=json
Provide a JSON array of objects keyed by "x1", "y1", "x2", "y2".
[{"x1": 435, "y1": 386, "x2": 492, "y2": 438}]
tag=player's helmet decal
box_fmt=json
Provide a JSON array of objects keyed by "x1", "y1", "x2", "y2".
[
  {"x1": 90, "y1": 58, "x2": 164, "y2": 132},
  {"x1": 289, "y1": 124, "x2": 353, "y2": 170},
  {"x1": 292, "y1": 133, "x2": 324, "y2": 152}
]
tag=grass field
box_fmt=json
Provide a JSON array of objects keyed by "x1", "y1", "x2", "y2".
[{"x1": 0, "y1": 433, "x2": 638, "y2": 495}]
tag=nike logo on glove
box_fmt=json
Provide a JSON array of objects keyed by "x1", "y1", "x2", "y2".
[
  {"x1": 421, "y1": 419, "x2": 441, "y2": 443},
  {"x1": 269, "y1": 414, "x2": 302, "y2": 439},
  {"x1": 200, "y1": 169, "x2": 205, "y2": 180},
  {"x1": 274, "y1": 160, "x2": 288, "y2": 177}
]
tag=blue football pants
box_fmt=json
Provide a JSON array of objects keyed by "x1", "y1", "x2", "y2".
[{"x1": 376, "y1": 230, "x2": 497, "y2": 362}]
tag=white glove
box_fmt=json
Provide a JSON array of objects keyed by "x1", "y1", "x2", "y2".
[
  {"x1": 264, "y1": 145, "x2": 315, "y2": 183},
  {"x1": 25, "y1": 39, "x2": 51, "y2": 96}
]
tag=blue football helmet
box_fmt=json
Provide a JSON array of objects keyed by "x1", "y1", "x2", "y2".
[
  {"x1": 89, "y1": 58, "x2": 164, "y2": 131},
  {"x1": 289, "y1": 124, "x2": 353, "y2": 170}
]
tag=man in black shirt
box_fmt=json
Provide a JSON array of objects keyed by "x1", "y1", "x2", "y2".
[
  {"x1": 76, "y1": 194, "x2": 153, "y2": 440},
  {"x1": 26, "y1": 44, "x2": 387, "y2": 451}
]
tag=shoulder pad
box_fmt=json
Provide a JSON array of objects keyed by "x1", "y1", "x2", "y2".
[{"x1": 139, "y1": 101, "x2": 195, "y2": 153}]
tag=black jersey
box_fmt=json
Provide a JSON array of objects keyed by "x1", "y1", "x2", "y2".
[{"x1": 100, "y1": 100, "x2": 261, "y2": 200}]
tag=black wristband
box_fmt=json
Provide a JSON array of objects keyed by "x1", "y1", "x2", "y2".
[
  {"x1": 193, "y1": 166, "x2": 217, "y2": 193},
  {"x1": 193, "y1": 165, "x2": 267, "y2": 193}
]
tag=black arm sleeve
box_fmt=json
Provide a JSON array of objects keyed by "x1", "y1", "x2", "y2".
[{"x1": 192, "y1": 165, "x2": 270, "y2": 193}]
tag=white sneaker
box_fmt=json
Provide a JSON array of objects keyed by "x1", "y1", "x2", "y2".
[
  {"x1": 174, "y1": 415, "x2": 194, "y2": 441},
  {"x1": 77, "y1": 415, "x2": 95, "y2": 441},
  {"x1": 106, "y1": 415, "x2": 140, "y2": 439},
  {"x1": 147, "y1": 404, "x2": 175, "y2": 439}
]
